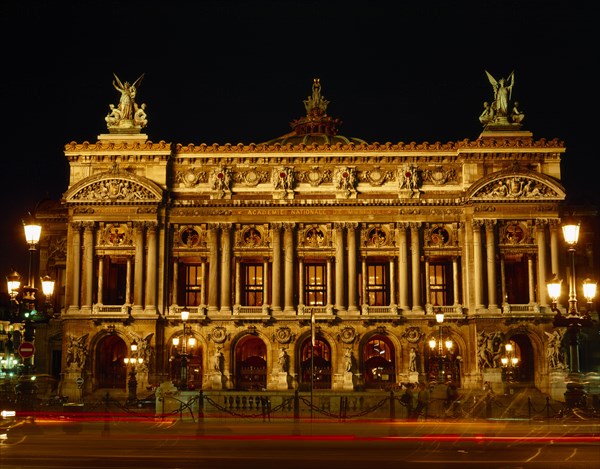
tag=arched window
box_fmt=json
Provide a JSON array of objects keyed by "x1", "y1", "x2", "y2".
[
  {"x1": 235, "y1": 335, "x2": 267, "y2": 391},
  {"x1": 363, "y1": 335, "x2": 395, "y2": 389},
  {"x1": 299, "y1": 337, "x2": 331, "y2": 390}
]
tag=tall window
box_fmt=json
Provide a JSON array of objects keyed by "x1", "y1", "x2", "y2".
[
  {"x1": 103, "y1": 256, "x2": 127, "y2": 305},
  {"x1": 305, "y1": 263, "x2": 326, "y2": 306},
  {"x1": 366, "y1": 263, "x2": 388, "y2": 306},
  {"x1": 184, "y1": 264, "x2": 203, "y2": 306},
  {"x1": 243, "y1": 263, "x2": 264, "y2": 306},
  {"x1": 429, "y1": 262, "x2": 451, "y2": 305}
]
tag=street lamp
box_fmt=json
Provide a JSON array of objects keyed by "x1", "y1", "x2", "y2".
[
  {"x1": 172, "y1": 308, "x2": 194, "y2": 390},
  {"x1": 428, "y1": 310, "x2": 454, "y2": 384},
  {"x1": 546, "y1": 220, "x2": 597, "y2": 410},
  {"x1": 4, "y1": 217, "x2": 55, "y2": 410},
  {"x1": 124, "y1": 341, "x2": 143, "y2": 405},
  {"x1": 500, "y1": 342, "x2": 520, "y2": 388}
]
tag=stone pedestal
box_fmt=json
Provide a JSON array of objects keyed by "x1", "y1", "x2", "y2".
[
  {"x1": 482, "y1": 368, "x2": 503, "y2": 394},
  {"x1": 549, "y1": 369, "x2": 568, "y2": 402},
  {"x1": 342, "y1": 371, "x2": 355, "y2": 391},
  {"x1": 269, "y1": 372, "x2": 290, "y2": 390},
  {"x1": 408, "y1": 371, "x2": 419, "y2": 385},
  {"x1": 62, "y1": 370, "x2": 85, "y2": 402},
  {"x1": 209, "y1": 372, "x2": 224, "y2": 390}
]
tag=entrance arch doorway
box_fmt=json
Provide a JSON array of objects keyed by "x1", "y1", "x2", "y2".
[
  {"x1": 235, "y1": 335, "x2": 267, "y2": 391},
  {"x1": 508, "y1": 333, "x2": 534, "y2": 384},
  {"x1": 95, "y1": 334, "x2": 127, "y2": 389},
  {"x1": 363, "y1": 335, "x2": 396, "y2": 389}
]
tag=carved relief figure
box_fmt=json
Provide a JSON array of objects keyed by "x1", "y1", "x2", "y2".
[
  {"x1": 278, "y1": 348, "x2": 289, "y2": 373},
  {"x1": 545, "y1": 330, "x2": 564, "y2": 369},
  {"x1": 409, "y1": 347, "x2": 418, "y2": 372},
  {"x1": 66, "y1": 333, "x2": 89, "y2": 369}
]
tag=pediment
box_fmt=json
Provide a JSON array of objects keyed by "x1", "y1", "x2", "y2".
[
  {"x1": 63, "y1": 167, "x2": 163, "y2": 204},
  {"x1": 468, "y1": 169, "x2": 565, "y2": 201}
]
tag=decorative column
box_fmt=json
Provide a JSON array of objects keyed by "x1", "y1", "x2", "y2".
[
  {"x1": 527, "y1": 255, "x2": 536, "y2": 304},
  {"x1": 361, "y1": 257, "x2": 367, "y2": 310},
  {"x1": 283, "y1": 223, "x2": 295, "y2": 314},
  {"x1": 220, "y1": 223, "x2": 232, "y2": 314},
  {"x1": 549, "y1": 219, "x2": 561, "y2": 279},
  {"x1": 484, "y1": 220, "x2": 498, "y2": 310},
  {"x1": 263, "y1": 256, "x2": 270, "y2": 310},
  {"x1": 125, "y1": 256, "x2": 132, "y2": 305},
  {"x1": 234, "y1": 257, "x2": 241, "y2": 307},
  {"x1": 334, "y1": 223, "x2": 345, "y2": 312},
  {"x1": 326, "y1": 257, "x2": 333, "y2": 310},
  {"x1": 271, "y1": 223, "x2": 282, "y2": 313},
  {"x1": 132, "y1": 222, "x2": 145, "y2": 314},
  {"x1": 171, "y1": 257, "x2": 178, "y2": 306},
  {"x1": 424, "y1": 257, "x2": 431, "y2": 305},
  {"x1": 207, "y1": 225, "x2": 219, "y2": 314},
  {"x1": 144, "y1": 222, "x2": 158, "y2": 314},
  {"x1": 535, "y1": 219, "x2": 549, "y2": 307},
  {"x1": 82, "y1": 222, "x2": 95, "y2": 313},
  {"x1": 298, "y1": 256, "x2": 305, "y2": 309},
  {"x1": 97, "y1": 256, "x2": 104, "y2": 305},
  {"x1": 67, "y1": 222, "x2": 82, "y2": 313},
  {"x1": 409, "y1": 223, "x2": 422, "y2": 312},
  {"x1": 472, "y1": 220, "x2": 484, "y2": 310},
  {"x1": 452, "y1": 256, "x2": 460, "y2": 306},
  {"x1": 347, "y1": 223, "x2": 359, "y2": 314},
  {"x1": 397, "y1": 223, "x2": 409, "y2": 312},
  {"x1": 389, "y1": 257, "x2": 396, "y2": 307}
]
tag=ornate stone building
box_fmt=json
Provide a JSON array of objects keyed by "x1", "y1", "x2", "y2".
[{"x1": 15, "y1": 72, "x2": 599, "y2": 401}]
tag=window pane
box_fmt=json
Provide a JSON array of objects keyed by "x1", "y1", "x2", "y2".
[
  {"x1": 244, "y1": 264, "x2": 264, "y2": 306},
  {"x1": 305, "y1": 263, "x2": 326, "y2": 306},
  {"x1": 366, "y1": 263, "x2": 388, "y2": 306}
]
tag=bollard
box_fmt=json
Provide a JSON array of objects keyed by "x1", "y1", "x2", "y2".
[
  {"x1": 389, "y1": 390, "x2": 396, "y2": 421},
  {"x1": 197, "y1": 391, "x2": 204, "y2": 422},
  {"x1": 293, "y1": 390, "x2": 300, "y2": 421}
]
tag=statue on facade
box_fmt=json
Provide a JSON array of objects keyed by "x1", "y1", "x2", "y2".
[
  {"x1": 66, "y1": 333, "x2": 89, "y2": 369},
  {"x1": 278, "y1": 348, "x2": 289, "y2": 373},
  {"x1": 343, "y1": 347, "x2": 353, "y2": 373},
  {"x1": 481, "y1": 70, "x2": 524, "y2": 127},
  {"x1": 106, "y1": 73, "x2": 147, "y2": 131},
  {"x1": 409, "y1": 347, "x2": 418, "y2": 373}
]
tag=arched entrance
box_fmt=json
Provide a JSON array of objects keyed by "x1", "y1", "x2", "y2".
[
  {"x1": 235, "y1": 335, "x2": 267, "y2": 391},
  {"x1": 299, "y1": 337, "x2": 332, "y2": 390},
  {"x1": 507, "y1": 333, "x2": 534, "y2": 385},
  {"x1": 95, "y1": 334, "x2": 127, "y2": 389},
  {"x1": 363, "y1": 335, "x2": 396, "y2": 389}
]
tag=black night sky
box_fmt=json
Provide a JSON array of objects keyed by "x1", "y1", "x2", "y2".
[{"x1": 0, "y1": 1, "x2": 596, "y2": 286}]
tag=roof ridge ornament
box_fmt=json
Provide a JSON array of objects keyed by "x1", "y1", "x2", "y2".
[
  {"x1": 303, "y1": 78, "x2": 329, "y2": 118},
  {"x1": 105, "y1": 73, "x2": 148, "y2": 134}
]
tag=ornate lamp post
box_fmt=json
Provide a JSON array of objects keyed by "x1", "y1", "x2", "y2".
[
  {"x1": 124, "y1": 341, "x2": 143, "y2": 405},
  {"x1": 428, "y1": 310, "x2": 454, "y2": 384},
  {"x1": 5, "y1": 217, "x2": 55, "y2": 411},
  {"x1": 172, "y1": 308, "x2": 193, "y2": 390},
  {"x1": 546, "y1": 221, "x2": 597, "y2": 410},
  {"x1": 500, "y1": 342, "x2": 520, "y2": 392}
]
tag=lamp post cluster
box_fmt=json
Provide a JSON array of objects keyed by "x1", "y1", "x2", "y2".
[
  {"x1": 172, "y1": 308, "x2": 196, "y2": 390},
  {"x1": 124, "y1": 341, "x2": 144, "y2": 405},
  {"x1": 500, "y1": 342, "x2": 520, "y2": 387},
  {"x1": 4, "y1": 217, "x2": 55, "y2": 410},
  {"x1": 428, "y1": 310, "x2": 455, "y2": 384},
  {"x1": 546, "y1": 221, "x2": 597, "y2": 410}
]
